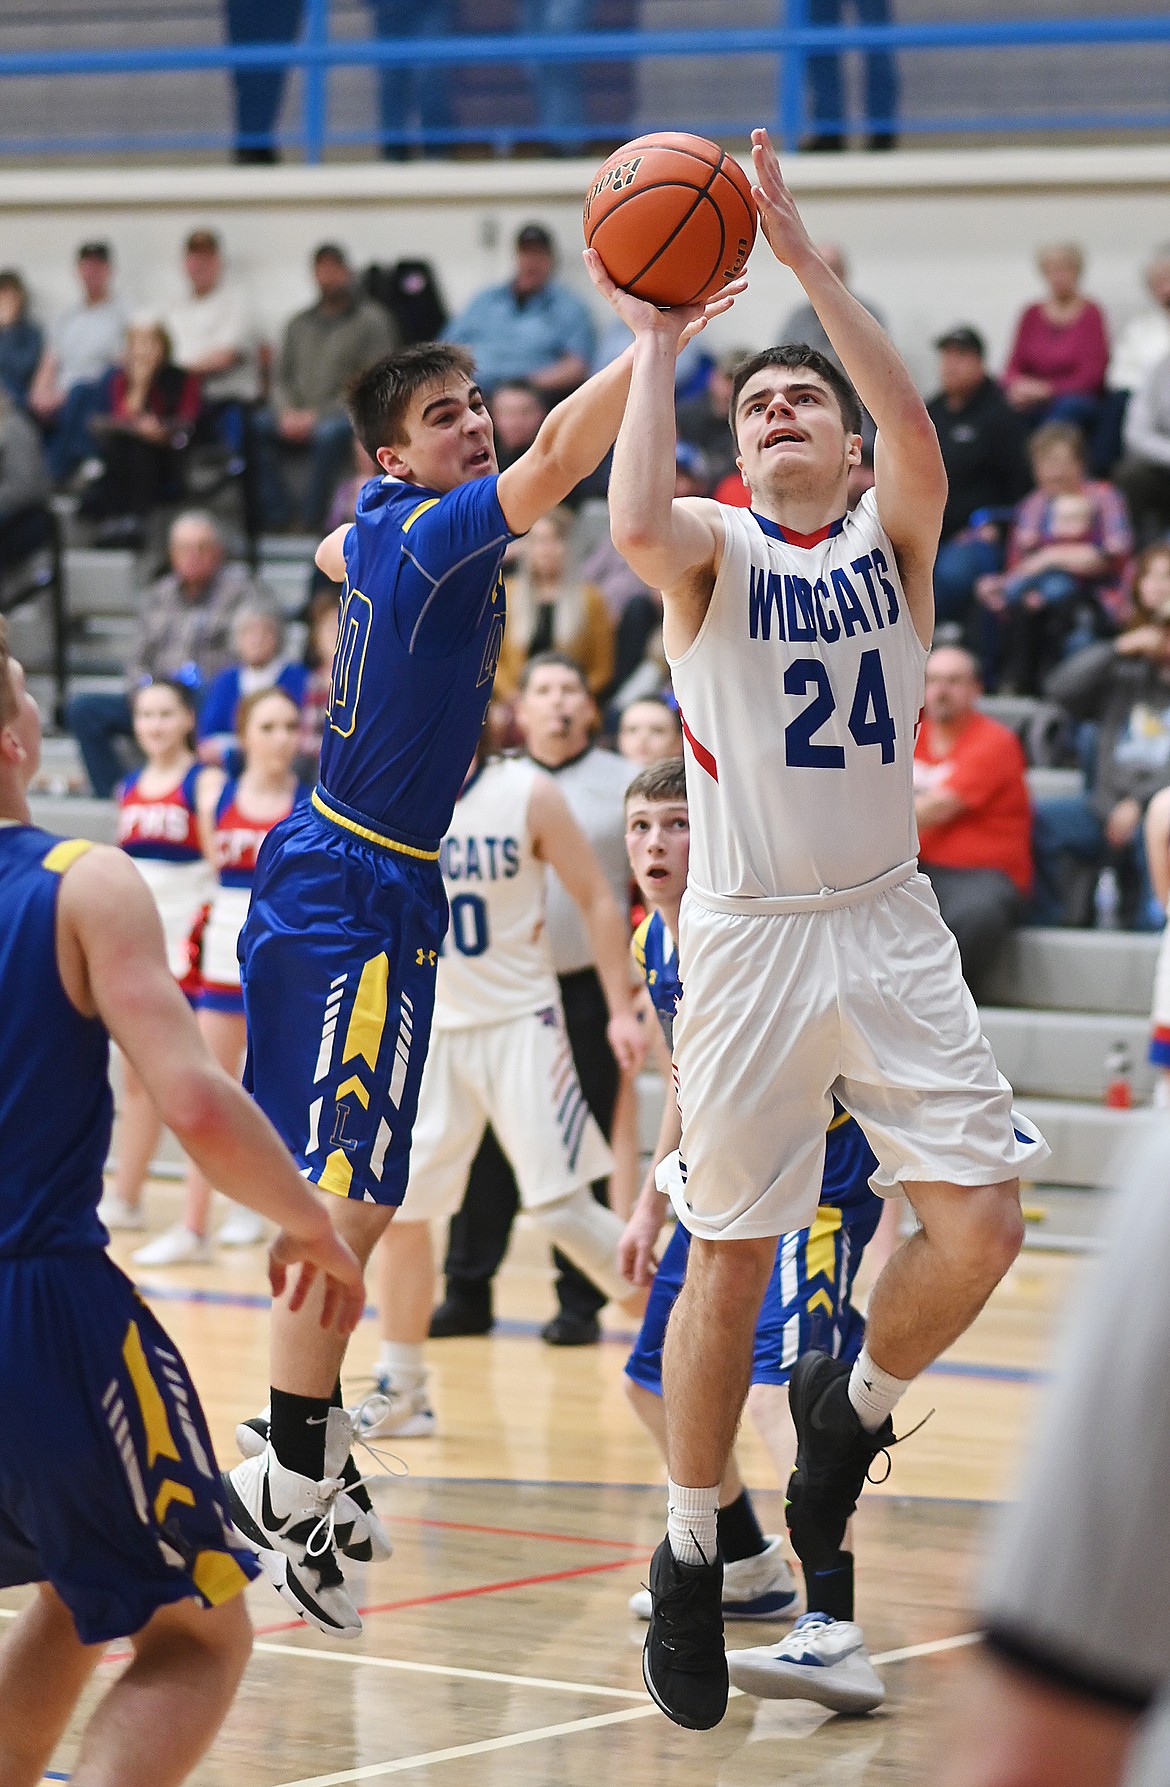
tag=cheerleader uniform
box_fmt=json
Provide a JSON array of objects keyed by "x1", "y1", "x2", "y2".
[
  {"x1": 116, "y1": 765, "x2": 215, "y2": 998},
  {"x1": 200, "y1": 779, "x2": 307, "y2": 1015}
]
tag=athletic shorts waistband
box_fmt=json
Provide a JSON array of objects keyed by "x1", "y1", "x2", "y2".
[
  {"x1": 688, "y1": 858, "x2": 918, "y2": 917},
  {"x1": 311, "y1": 787, "x2": 441, "y2": 860}
]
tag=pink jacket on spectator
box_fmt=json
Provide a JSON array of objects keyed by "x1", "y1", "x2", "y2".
[{"x1": 1003, "y1": 301, "x2": 1109, "y2": 398}]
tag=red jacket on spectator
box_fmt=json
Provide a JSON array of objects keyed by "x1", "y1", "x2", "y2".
[
  {"x1": 915, "y1": 711, "x2": 1033, "y2": 896},
  {"x1": 105, "y1": 363, "x2": 201, "y2": 435},
  {"x1": 1003, "y1": 301, "x2": 1109, "y2": 401}
]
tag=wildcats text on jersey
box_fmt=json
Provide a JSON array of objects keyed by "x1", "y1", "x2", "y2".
[
  {"x1": 747, "y1": 549, "x2": 900, "y2": 645},
  {"x1": 439, "y1": 834, "x2": 521, "y2": 882}
]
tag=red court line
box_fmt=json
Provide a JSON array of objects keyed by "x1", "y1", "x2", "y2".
[
  {"x1": 249, "y1": 1555, "x2": 638, "y2": 1638},
  {"x1": 387, "y1": 1513, "x2": 649, "y2": 1552}
]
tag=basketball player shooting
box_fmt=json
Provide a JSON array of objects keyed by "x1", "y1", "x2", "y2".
[{"x1": 587, "y1": 126, "x2": 1050, "y2": 1731}]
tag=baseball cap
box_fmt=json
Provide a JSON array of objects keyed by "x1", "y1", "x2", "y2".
[
  {"x1": 934, "y1": 325, "x2": 985, "y2": 356},
  {"x1": 76, "y1": 241, "x2": 111, "y2": 262},
  {"x1": 516, "y1": 223, "x2": 555, "y2": 254}
]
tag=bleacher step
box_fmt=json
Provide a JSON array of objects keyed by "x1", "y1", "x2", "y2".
[
  {"x1": 980, "y1": 1007, "x2": 1153, "y2": 1102},
  {"x1": 985, "y1": 929, "x2": 1161, "y2": 1016},
  {"x1": 1015, "y1": 1097, "x2": 1154, "y2": 1189}
]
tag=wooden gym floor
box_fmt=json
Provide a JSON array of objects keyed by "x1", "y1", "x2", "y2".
[{"x1": 4, "y1": 1181, "x2": 1088, "y2": 1786}]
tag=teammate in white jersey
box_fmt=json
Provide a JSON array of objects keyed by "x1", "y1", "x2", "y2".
[
  {"x1": 368, "y1": 737, "x2": 646, "y2": 1436},
  {"x1": 587, "y1": 128, "x2": 1050, "y2": 1731}
]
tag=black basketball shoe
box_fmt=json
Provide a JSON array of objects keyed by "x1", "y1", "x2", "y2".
[
  {"x1": 642, "y1": 1537, "x2": 728, "y2": 1730},
  {"x1": 785, "y1": 1351, "x2": 895, "y2": 1566}
]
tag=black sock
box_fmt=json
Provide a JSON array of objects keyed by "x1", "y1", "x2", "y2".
[
  {"x1": 269, "y1": 1388, "x2": 332, "y2": 1480},
  {"x1": 332, "y1": 1378, "x2": 373, "y2": 1511},
  {"x1": 802, "y1": 1549, "x2": 854, "y2": 1623},
  {"x1": 717, "y1": 1489, "x2": 768, "y2": 1563}
]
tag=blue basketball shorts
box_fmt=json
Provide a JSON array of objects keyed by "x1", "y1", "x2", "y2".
[
  {"x1": 624, "y1": 1197, "x2": 882, "y2": 1396},
  {"x1": 240, "y1": 802, "x2": 447, "y2": 1207},
  {"x1": 0, "y1": 1250, "x2": 258, "y2": 1645}
]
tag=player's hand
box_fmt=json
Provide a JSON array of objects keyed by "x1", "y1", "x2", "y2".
[
  {"x1": 618, "y1": 1189, "x2": 665, "y2": 1286},
  {"x1": 267, "y1": 1220, "x2": 366, "y2": 1335},
  {"x1": 749, "y1": 127, "x2": 816, "y2": 270},
  {"x1": 607, "y1": 1007, "x2": 648, "y2": 1074},
  {"x1": 583, "y1": 248, "x2": 746, "y2": 348}
]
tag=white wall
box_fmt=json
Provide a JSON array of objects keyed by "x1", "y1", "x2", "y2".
[{"x1": 4, "y1": 144, "x2": 1169, "y2": 391}]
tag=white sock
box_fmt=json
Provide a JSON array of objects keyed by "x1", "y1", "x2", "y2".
[
  {"x1": 378, "y1": 1341, "x2": 426, "y2": 1391},
  {"x1": 848, "y1": 1345, "x2": 912, "y2": 1433},
  {"x1": 667, "y1": 1478, "x2": 720, "y2": 1567}
]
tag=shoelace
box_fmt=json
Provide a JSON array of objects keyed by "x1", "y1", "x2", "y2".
[
  {"x1": 864, "y1": 1407, "x2": 934, "y2": 1487},
  {"x1": 653, "y1": 1540, "x2": 724, "y2": 1671},
  {"x1": 781, "y1": 1612, "x2": 837, "y2": 1658},
  {"x1": 301, "y1": 1395, "x2": 409, "y2": 1561}
]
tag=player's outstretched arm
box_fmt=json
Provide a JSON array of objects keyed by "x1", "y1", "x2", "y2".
[
  {"x1": 57, "y1": 847, "x2": 364, "y2": 1333},
  {"x1": 750, "y1": 127, "x2": 946, "y2": 642},
  {"x1": 529, "y1": 770, "x2": 647, "y2": 1075},
  {"x1": 315, "y1": 524, "x2": 351, "y2": 583},
  {"x1": 497, "y1": 266, "x2": 743, "y2": 541},
  {"x1": 586, "y1": 252, "x2": 734, "y2": 652}
]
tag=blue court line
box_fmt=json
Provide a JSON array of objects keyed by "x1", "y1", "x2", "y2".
[
  {"x1": 45, "y1": 1773, "x2": 69, "y2": 1781},
  {"x1": 133, "y1": 1285, "x2": 1042, "y2": 1385}
]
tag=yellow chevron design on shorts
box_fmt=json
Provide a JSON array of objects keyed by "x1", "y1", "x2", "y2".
[{"x1": 123, "y1": 1320, "x2": 181, "y2": 1467}]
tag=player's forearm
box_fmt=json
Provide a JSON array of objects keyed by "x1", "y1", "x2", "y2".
[
  {"x1": 583, "y1": 890, "x2": 640, "y2": 1022},
  {"x1": 787, "y1": 245, "x2": 932, "y2": 444},
  {"x1": 531, "y1": 346, "x2": 633, "y2": 489},
  {"x1": 162, "y1": 1065, "x2": 333, "y2": 1241},
  {"x1": 608, "y1": 334, "x2": 679, "y2": 557}
]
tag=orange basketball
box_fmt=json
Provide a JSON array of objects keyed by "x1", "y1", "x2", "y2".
[{"x1": 583, "y1": 131, "x2": 757, "y2": 309}]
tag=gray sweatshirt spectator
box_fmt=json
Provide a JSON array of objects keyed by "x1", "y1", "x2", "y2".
[
  {"x1": 0, "y1": 392, "x2": 50, "y2": 523},
  {"x1": 1117, "y1": 352, "x2": 1170, "y2": 544}
]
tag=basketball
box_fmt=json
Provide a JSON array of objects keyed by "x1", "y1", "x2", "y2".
[{"x1": 583, "y1": 131, "x2": 757, "y2": 309}]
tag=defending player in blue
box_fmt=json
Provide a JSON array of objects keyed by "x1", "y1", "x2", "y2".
[
  {"x1": 225, "y1": 284, "x2": 745, "y2": 1637},
  {"x1": 618, "y1": 757, "x2": 886, "y2": 1714},
  {"x1": 0, "y1": 626, "x2": 363, "y2": 1787}
]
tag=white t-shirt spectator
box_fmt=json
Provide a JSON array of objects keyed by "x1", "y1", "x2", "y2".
[
  {"x1": 1109, "y1": 308, "x2": 1170, "y2": 396},
  {"x1": 51, "y1": 298, "x2": 127, "y2": 393},
  {"x1": 166, "y1": 283, "x2": 259, "y2": 403}
]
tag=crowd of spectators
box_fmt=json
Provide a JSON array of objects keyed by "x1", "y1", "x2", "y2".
[{"x1": 10, "y1": 214, "x2": 1170, "y2": 958}]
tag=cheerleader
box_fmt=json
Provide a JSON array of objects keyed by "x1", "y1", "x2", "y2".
[
  {"x1": 98, "y1": 678, "x2": 217, "y2": 1232},
  {"x1": 133, "y1": 686, "x2": 306, "y2": 1265}
]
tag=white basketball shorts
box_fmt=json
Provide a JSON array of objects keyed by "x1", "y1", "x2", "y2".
[
  {"x1": 671, "y1": 865, "x2": 1049, "y2": 1241},
  {"x1": 397, "y1": 1004, "x2": 614, "y2": 1224}
]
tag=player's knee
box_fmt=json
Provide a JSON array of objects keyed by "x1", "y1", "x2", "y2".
[
  {"x1": 955, "y1": 1181, "x2": 1024, "y2": 1280},
  {"x1": 687, "y1": 1234, "x2": 776, "y2": 1309}
]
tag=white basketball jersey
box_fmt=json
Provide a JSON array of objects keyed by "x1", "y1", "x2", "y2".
[
  {"x1": 669, "y1": 490, "x2": 927, "y2": 901},
  {"x1": 432, "y1": 755, "x2": 560, "y2": 1031}
]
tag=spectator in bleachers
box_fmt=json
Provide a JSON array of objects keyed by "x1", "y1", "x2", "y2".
[
  {"x1": 28, "y1": 242, "x2": 127, "y2": 482},
  {"x1": 224, "y1": 0, "x2": 305, "y2": 164},
  {"x1": 913, "y1": 646, "x2": 1032, "y2": 996},
  {"x1": 977, "y1": 421, "x2": 1132, "y2": 694},
  {"x1": 165, "y1": 229, "x2": 259, "y2": 411},
  {"x1": 0, "y1": 387, "x2": 51, "y2": 566},
  {"x1": 803, "y1": 0, "x2": 898, "y2": 152},
  {"x1": 258, "y1": 244, "x2": 396, "y2": 529},
  {"x1": 0, "y1": 272, "x2": 43, "y2": 409},
  {"x1": 493, "y1": 505, "x2": 614, "y2": 704},
  {"x1": 926, "y1": 325, "x2": 1032, "y2": 630},
  {"x1": 780, "y1": 242, "x2": 885, "y2": 373},
  {"x1": 78, "y1": 322, "x2": 202, "y2": 540},
  {"x1": 66, "y1": 511, "x2": 261, "y2": 797},
  {"x1": 1115, "y1": 349, "x2": 1170, "y2": 547},
  {"x1": 297, "y1": 589, "x2": 340, "y2": 774},
  {"x1": 675, "y1": 347, "x2": 747, "y2": 486},
  {"x1": 1033, "y1": 544, "x2": 1170, "y2": 929},
  {"x1": 617, "y1": 696, "x2": 682, "y2": 768},
  {"x1": 196, "y1": 602, "x2": 308, "y2": 768},
  {"x1": 442, "y1": 223, "x2": 595, "y2": 401},
  {"x1": 607, "y1": 444, "x2": 710, "y2": 707},
  {"x1": 1108, "y1": 244, "x2": 1170, "y2": 401},
  {"x1": 488, "y1": 379, "x2": 548, "y2": 472},
  {"x1": 366, "y1": 0, "x2": 452, "y2": 159},
  {"x1": 1003, "y1": 243, "x2": 1110, "y2": 447}
]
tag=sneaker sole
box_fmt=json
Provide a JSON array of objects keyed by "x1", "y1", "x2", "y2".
[{"x1": 726, "y1": 1653, "x2": 885, "y2": 1714}]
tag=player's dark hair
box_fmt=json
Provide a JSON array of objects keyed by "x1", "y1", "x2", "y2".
[
  {"x1": 729, "y1": 345, "x2": 863, "y2": 442},
  {"x1": 626, "y1": 755, "x2": 687, "y2": 808},
  {"x1": 0, "y1": 617, "x2": 15, "y2": 728},
  {"x1": 347, "y1": 342, "x2": 478, "y2": 454},
  {"x1": 518, "y1": 650, "x2": 588, "y2": 695}
]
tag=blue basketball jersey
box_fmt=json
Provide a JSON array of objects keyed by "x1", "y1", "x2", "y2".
[
  {"x1": 0, "y1": 827, "x2": 111, "y2": 1258},
  {"x1": 316, "y1": 473, "x2": 512, "y2": 850},
  {"x1": 631, "y1": 909, "x2": 682, "y2": 1049}
]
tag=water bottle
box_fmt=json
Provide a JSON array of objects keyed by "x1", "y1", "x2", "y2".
[
  {"x1": 1094, "y1": 867, "x2": 1121, "y2": 931},
  {"x1": 1104, "y1": 1040, "x2": 1133, "y2": 1109}
]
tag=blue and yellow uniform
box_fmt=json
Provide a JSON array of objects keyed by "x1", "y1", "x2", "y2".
[
  {"x1": 240, "y1": 473, "x2": 512, "y2": 1205},
  {"x1": 0, "y1": 825, "x2": 258, "y2": 1643},
  {"x1": 625, "y1": 907, "x2": 883, "y2": 1395}
]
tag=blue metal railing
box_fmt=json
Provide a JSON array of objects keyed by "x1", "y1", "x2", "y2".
[{"x1": 0, "y1": 8, "x2": 1169, "y2": 163}]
